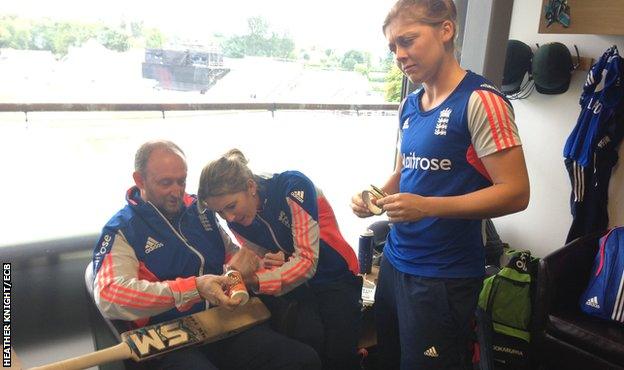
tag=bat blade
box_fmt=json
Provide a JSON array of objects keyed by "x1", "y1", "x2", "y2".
[
  {"x1": 124, "y1": 297, "x2": 270, "y2": 361},
  {"x1": 31, "y1": 297, "x2": 270, "y2": 370}
]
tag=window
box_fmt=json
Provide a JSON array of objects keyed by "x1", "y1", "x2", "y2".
[{"x1": 0, "y1": 0, "x2": 400, "y2": 249}]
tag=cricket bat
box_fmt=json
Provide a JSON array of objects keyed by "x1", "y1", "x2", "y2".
[{"x1": 29, "y1": 297, "x2": 270, "y2": 370}]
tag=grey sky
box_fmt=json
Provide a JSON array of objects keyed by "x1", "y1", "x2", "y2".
[{"x1": 2, "y1": 0, "x2": 396, "y2": 55}]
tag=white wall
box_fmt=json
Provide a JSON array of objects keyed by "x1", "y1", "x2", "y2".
[{"x1": 491, "y1": 0, "x2": 624, "y2": 257}]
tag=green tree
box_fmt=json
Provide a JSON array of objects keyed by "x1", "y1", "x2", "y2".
[
  {"x1": 0, "y1": 16, "x2": 32, "y2": 49},
  {"x1": 97, "y1": 26, "x2": 129, "y2": 52},
  {"x1": 222, "y1": 35, "x2": 246, "y2": 58},
  {"x1": 270, "y1": 32, "x2": 295, "y2": 59},
  {"x1": 220, "y1": 16, "x2": 295, "y2": 59},
  {"x1": 130, "y1": 21, "x2": 143, "y2": 38},
  {"x1": 354, "y1": 63, "x2": 369, "y2": 77},
  {"x1": 382, "y1": 51, "x2": 394, "y2": 70},
  {"x1": 0, "y1": 15, "x2": 167, "y2": 55},
  {"x1": 341, "y1": 49, "x2": 366, "y2": 70},
  {"x1": 247, "y1": 17, "x2": 269, "y2": 38},
  {"x1": 245, "y1": 17, "x2": 269, "y2": 56},
  {"x1": 385, "y1": 64, "x2": 403, "y2": 102},
  {"x1": 30, "y1": 21, "x2": 55, "y2": 50},
  {"x1": 49, "y1": 21, "x2": 90, "y2": 55},
  {"x1": 143, "y1": 27, "x2": 165, "y2": 49}
]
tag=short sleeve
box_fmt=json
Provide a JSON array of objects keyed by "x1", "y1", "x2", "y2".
[{"x1": 467, "y1": 90, "x2": 522, "y2": 158}]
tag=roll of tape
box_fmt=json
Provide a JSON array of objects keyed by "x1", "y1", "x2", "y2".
[{"x1": 362, "y1": 185, "x2": 387, "y2": 215}]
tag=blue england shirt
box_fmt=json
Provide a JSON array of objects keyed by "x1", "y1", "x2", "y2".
[{"x1": 385, "y1": 71, "x2": 522, "y2": 278}]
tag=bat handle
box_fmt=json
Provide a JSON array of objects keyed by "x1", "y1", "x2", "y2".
[{"x1": 29, "y1": 343, "x2": 132, "y2": 370}]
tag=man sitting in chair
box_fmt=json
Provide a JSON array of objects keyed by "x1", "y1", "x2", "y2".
[{"x1": 91, "y1": 140, "x2": 320, "y2": 370}]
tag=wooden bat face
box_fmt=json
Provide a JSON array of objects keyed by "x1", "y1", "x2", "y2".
[
  {"x1": 123, "y1": 315, "x2": 207, "y2": 361},
  {"x1": 122, "y1": 297, "x2": 270, "y2": 361}
]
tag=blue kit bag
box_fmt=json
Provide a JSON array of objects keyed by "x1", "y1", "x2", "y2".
[{"x1": 580, "y1": 227, "x2": 624, "y2": 323}]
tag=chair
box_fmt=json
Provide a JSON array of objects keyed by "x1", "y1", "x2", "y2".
[
  {"x1": 533, "y1": 231, "x2": 624, "y2": 369},
  {"x1": 85, "y1": 261, "x2": 143, "y2": 370},
  {"x1": 85, "y1": 261, "x2": 131, "y2": 339}
]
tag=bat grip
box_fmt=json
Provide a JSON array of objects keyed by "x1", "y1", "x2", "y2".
[{"x1": 29, "y1": 343, "x2": 132, "y2": 370}]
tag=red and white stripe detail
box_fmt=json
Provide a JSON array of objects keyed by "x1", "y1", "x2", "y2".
[
  {"x1": 257, "y1": 199, "x2": 318, "y2": 295},
  {"x1": 97, "y1": 253, "x2": 174, "y2": 309},
  {"x1": 317, "y1": 195, "x2": 358, "y2": 274},
  {"x1": 475, "y1": 90, "x2": 517, "y2": 151}
]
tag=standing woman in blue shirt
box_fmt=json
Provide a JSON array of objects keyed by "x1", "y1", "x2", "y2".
[
  {"x1": 198, "y1": 149, "x2": 362, "y2": 370},
  {"x1": 351, "y1": 0, "x2": 530, "y2": 369}
]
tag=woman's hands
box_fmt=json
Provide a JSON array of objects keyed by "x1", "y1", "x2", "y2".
[
  {"x1": 263, "y1": 251, "x2": 286, "y2": 268},
  {"x1": 228, "y1": 248, "x2": 260, "y2": 281},
  {"x1": 376, "y1": 193, "x2": 429, "y2": 223},
  {"x1": 350, "y1": 192, "x2": 374, "y2": 218},
  {"x1": 351, "y1": 189, "x2": 430, "y2": 223}
]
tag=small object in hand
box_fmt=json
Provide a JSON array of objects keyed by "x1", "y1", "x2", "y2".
[
  {"x1": 225, "y1": 269, "x2": 249, "y2": 305},
  {"x1": 361, "y1": 185, "x2": 388, "y2": 215}
]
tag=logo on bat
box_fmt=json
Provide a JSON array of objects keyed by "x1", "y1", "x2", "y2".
[{"x1": 125, "y1": 319, "x2": 202, "y2": 359}]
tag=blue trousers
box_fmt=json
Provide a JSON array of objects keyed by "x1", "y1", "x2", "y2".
[
  {"x1": 375, "y1": 256, "x2": 483, "y2": 370},
  {"x1": 148, "y1": 322, "x2": 321, "y2": 370}
]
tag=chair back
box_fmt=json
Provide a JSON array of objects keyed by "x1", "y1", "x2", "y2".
[{"x1": 85, "y1": 261, "x2": 123, "y2": 341}]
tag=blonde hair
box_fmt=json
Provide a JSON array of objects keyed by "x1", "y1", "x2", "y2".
[
  {"x1": 198, "y1": 149, "x2": 254, "y2": 200},
  {"x1": 383, "y1": 0, "x2": 458, "y2": 47}
]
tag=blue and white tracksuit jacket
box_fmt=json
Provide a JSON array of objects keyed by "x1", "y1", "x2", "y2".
[
  {"x1": 228, "y1": 171, "x2": 359, "y2": 296},
  {"x1": 92, "y1": 187, "x2": 238, "y2": 329}
]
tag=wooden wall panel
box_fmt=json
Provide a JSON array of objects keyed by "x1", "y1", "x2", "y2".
[{"x1": 539, "y1": 0, "x2": 624, "y2": 35}]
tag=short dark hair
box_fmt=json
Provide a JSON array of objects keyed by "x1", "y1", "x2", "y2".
[{"x1": 134, "y1": 140, "x2": 185, "y2": 177}]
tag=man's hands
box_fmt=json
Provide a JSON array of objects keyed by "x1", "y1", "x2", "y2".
[{"x1": 196, "y1": 274, "x2": 241, "y2": 310}]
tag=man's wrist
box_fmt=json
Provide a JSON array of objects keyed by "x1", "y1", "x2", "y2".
[{"x1": 195, "y1": 276, "x2": 206, "y2": 300}]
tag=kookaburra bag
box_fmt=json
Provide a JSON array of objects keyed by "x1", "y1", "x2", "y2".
[{"x1": 478, "y1": 250, "x2": 537, "y2": 370}]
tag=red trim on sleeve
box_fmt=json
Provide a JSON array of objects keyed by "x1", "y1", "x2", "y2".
[
  {"x1": 466, "y1": 145, "x2": 492, "y2": 182},
  {"x1": 257, "y1": 267, "x2": 281, "y2": 294},
  {"x1": 281, "y1": 201, "x2": 314, "y2": 284},
  {"x1": 98, "y1": 254, "x2": 174, "y2": 308},
  {"x1": 476, "y1": 90, "x2": 503, "y2": 151},
  {"x1": 257, "y1": 200, "x2": 317, "y2": 294},
  {"x1": 167, "y1": 277, "x2": 198, "y2": 294},
  {"x1": 486, "y1": 92, "x2": 512, "y2": 148},
  {"x1": 318, "y1": 196, "x2": 359, "y2": 275},
  {"x1": 168, "y1": 277, "x2": 201, "y2": 311},
  {"x1": 500, "y1": 100, "x2": 517, "y2": 146}
]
